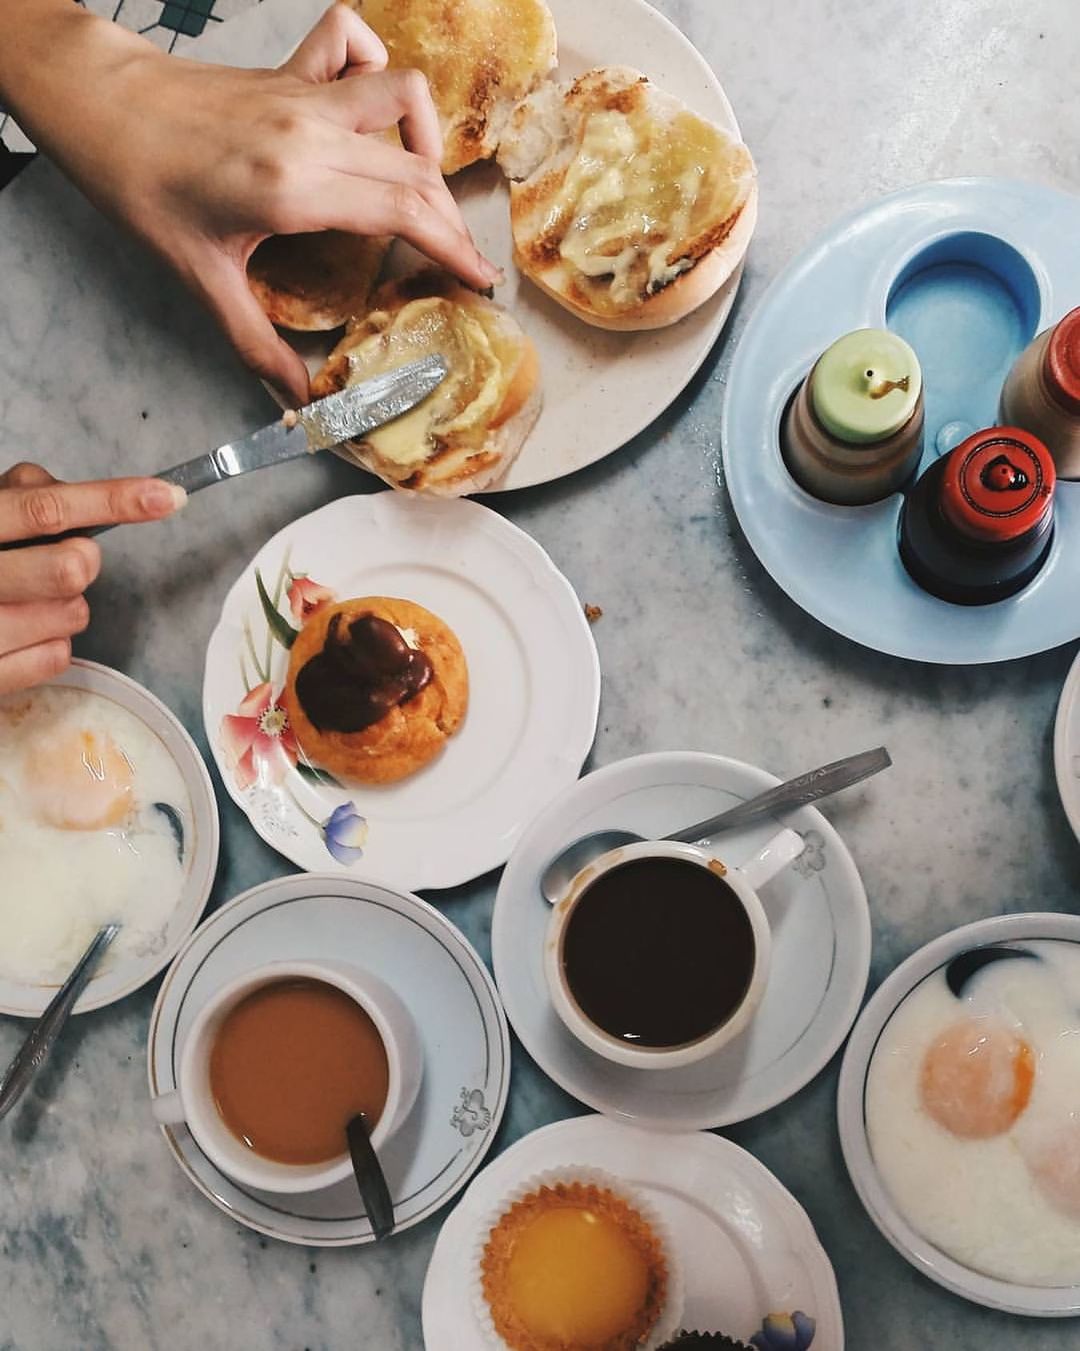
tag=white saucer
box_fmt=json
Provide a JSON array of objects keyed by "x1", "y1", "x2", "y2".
[
  {"x1": 147, "y1": 874, "x2": 509, "y2": 1246},
  {"x1": 202, "y1": 493, "x2": 599, "y2": 891},
  {"x1": 1053, "y1": 646, "x2": 1080, "y2": 842},
  {"x1": 838, "y1": 911, "x2": 1080, "y2": 1317},
  {"x1": 421, "y1": 1114, "x2": 843, "y2": 1349},
  {"x1": 0, "y1": 659, "x2": 219, "y2": 1018},
  {"x1": 492, "y1": 751, "x2": 871, "y2": 1129}
]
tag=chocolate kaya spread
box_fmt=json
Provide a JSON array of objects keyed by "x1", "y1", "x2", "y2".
[{"x1": 295, "y1": 613, "x2": 433, "y2": 733}]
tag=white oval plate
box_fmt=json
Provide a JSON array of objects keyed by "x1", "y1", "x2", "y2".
[
  {"x1": 1054, "y1": 646, "x2": 1080, "y2": 842},
  {"x1": 837, "y1": 911, "x2": 1080, "y2": 1317},
  {"x1": 202, "y1": 493, "x2": 600, "y2": 891},
  {"x1": 422, "y1": 1114, "x2": 844, "y2": 1349},
  {"x1": 492, "y1": 751, "x2": 871, "y2": 1130},
  {"x1": 0, "y1": 659, "x2": 219, "y2": 1018},
  {"x1": 147, "y1": 873, "x2": 509, "y2": 1246},
  {"x1": 275, "y1": 0, "x2": 748, "y2": 491}
]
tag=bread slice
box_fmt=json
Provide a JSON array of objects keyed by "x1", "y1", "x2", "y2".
[
  {"x1": 311, "y1": 271, "x2": 541, "y2": 494},
  {"x1": 247, "y1": 231, "x2": 389, "y2": 331},
  {"x1": 352, "y1": 0, "x2": 557, "y2": 175},
  {"x1": 497, "y1": 66, "x2": 758, "y2": 330}
]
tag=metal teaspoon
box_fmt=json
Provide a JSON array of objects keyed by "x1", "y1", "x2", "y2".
[
  {"x1": 0, "y1": 924, "x2": 119, "y2": 1122},
  {"x1": 539, "y1": 747, "x2": 891, "y2": 905}
]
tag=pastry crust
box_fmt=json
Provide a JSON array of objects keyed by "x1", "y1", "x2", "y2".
[
  {"x1": 481, "y1": 1182, "x2": 668, "y2": 1351},
  {"x1": 283, "y1": 597, "x2": 467, "y2": 784}
]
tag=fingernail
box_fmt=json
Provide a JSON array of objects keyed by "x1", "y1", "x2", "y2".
[
  {"x1": 479, "y1": 257, "x2": 504, "y2": 285},
  {"x1": 142, "y1": 482, "x2": 187, "y2": 514}
]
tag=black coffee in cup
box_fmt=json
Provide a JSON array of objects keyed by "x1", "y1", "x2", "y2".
[{"x1": 560, "y1": 857, "x2": 756, "y2": 1049}]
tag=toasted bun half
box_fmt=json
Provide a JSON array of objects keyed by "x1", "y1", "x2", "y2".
[
  {"x1": 312, "y1": 271, "x2": 541, "y2": 495},
  {"x1": 352, "y1": 0, "x2": 557, "y2": 175},
  {"x1": 247, "y1": 231, "x2": 389, "y2": 331},
  {"x1": 497, "y1": 66, "x2": 757, "y2": 331}
]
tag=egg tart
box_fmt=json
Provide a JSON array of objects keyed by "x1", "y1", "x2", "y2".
[
  {"x1": 282, "y1": 596, "x2": 467, "y2": 784},
  {"x1": 480, "y1": 1179, "x2": 670, "y2": 1350}
]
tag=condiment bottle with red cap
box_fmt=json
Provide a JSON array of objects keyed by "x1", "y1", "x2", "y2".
[
  {"x1": 899, "y1": 427, "x2": 1056, "y2": 605},
  {"x1": 1000, "y1": 306, "x2": 1080, "y2": 477}
]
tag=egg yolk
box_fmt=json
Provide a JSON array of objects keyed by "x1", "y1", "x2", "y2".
[
  {"x1": 1022, "y1": 1119, "x2": 1080, "y2": 1220},
  {"x1": 505, "y1": 1206, "x2": 651, "y2": 1345},
  {"x1": 919, "y1": 1017, "x2": 1035, "y2": 1139},
  {"x1": 25, "y1": 728, "x2": 134, "y2": 831}
]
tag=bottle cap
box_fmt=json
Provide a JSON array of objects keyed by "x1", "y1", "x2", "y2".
[
  {"x1": 810, "y1": 330, "x2": 922, "y2": 444},
  {"x1": 1045, "y1": 307, "x2": 1080, "y2": 415},
  {"x1": 940, "y1": 427, "x2": 1055, "y2": 544}
]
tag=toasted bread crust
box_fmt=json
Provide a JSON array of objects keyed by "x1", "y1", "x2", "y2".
[
  {"x1": 247, "y1": 232, "x2": 389, "y2": 332},
  {"x1": 352, "y1": 0, "x2": 556, "y2": 174}
]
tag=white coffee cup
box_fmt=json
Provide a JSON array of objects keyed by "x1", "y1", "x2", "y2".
[
  {"x1": 544, "y1": 829, "x2": 804, "y2": 1070},
  {"x1": 150, "y1": 960, "x2": 422, "y2": 1194}
]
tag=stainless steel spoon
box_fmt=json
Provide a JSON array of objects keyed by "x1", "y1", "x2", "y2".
[
  {"x1": 0, "y1": 924, "x2": 119, "y2": 1122},
  {"x1": 539, "y1": 747, "x2": 891, "y2": 904},
  {"x1": 346, "y1": 1111, "x2": 395, "y2": 1242}
]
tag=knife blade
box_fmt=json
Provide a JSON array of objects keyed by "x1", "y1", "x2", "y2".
[{"x1": 155, "y1": 354, "x2": 448, "y2": 497}]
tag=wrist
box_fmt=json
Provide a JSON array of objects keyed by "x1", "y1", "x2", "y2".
[{"x1": 0, "y1": 4, "x2": 157, "y2": 159}]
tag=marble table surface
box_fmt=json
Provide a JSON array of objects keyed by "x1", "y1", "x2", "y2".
[{"x1": 3, "y1": 0, "x2": 1080, "y2": 1347}]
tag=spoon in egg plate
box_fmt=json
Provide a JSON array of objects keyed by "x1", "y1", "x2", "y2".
[{"x1": 0, "y1": 924, "x2": 119, "y2": 1122}]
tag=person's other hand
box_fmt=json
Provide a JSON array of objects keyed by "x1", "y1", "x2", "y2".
[
  {"x1": 5, "y1": 4, "x2": 498, "y2": 404},
  {"x1": 0, "y1": 463, "x2": 185, "y2": 693}
]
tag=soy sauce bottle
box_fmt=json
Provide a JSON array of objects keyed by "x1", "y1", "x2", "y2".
[
  {"x1": 1000, "y1": 306, "x2": 1080, "y2": 478},
  {"x1": 899, "y1": 427, "x2": 1055, "y2": 605}
]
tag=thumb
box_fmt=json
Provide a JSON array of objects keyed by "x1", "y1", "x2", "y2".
[{"x1": 193, "y1": 250, "x2": 312, "y2": 407}]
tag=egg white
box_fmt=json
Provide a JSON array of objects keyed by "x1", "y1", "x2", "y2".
[
  {"x1": 0, "y1": 686, "x2": 192, "y2": 983},
  {"x1": 867, "y1": 941, "x2": 1080, "y2": 1286}
]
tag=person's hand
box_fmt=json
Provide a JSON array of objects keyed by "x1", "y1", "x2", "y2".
[
  {"x1": 1, "y1": 3, "x2": 499, "y2": 404},
  {"x1": 0, "y1": 463, "x2": 185, "y2": 694}
]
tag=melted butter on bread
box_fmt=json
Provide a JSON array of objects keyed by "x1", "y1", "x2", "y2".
[
  {"x1": 345, "y1": 298, "x2": 508, "y2": 468},
  {"x1": 311, "y1": 272, "x2": 541, "y2": 494},
  {"x1": 551, "y1": 104, "x2": 749, "y2": 308}
]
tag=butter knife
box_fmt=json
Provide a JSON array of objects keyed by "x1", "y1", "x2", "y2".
[
  {"x1": 80, "y1": 356, "x2": 447, "y2": 538},
  {"x1": 155, "y1": 354, "x2": 448, "y2": 497}
]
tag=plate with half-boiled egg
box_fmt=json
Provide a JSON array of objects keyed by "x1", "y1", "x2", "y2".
[
  {"x1": 0, "y1": 660, "x2": 219, "y2": 1017},
  {"x1": 838, "y1": 912, "x2": 1080, "y2": 1316}
]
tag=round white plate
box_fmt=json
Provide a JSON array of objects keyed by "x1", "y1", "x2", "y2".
[
  {"x1": 422, "y1": 1114, "x2": 843, "y2": 1349},
  {"x1": 838, "y1": 911, "x2": 1080, "y2": 1317},
  {"x1": 202, "y1": 493, "x2": 599, "y2": 891},
  {"x1": 0, "y1": 659, "x2": 219, "y2": 1018},
  {"x1": 278, "y1": 0, "x2": 749, "y2": 491},
  {"x1": 1053, "y1": 645, "x2": 1080, "y2": 841},
  {"x1": 491, "y1": 751, "x2": 871, "y2": 1130},
  {"x1": 147, "y1": 873, "x2": 509, "y2": 1246}
]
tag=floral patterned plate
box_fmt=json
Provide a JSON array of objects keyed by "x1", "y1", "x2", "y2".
[
  {"x1": 202, "y1": 493, "x2": 600, "y2": 891},
  {"x1": 422, "y1": 1116, "x2": 843, "y2": 1349},
  {"x1": 147, "y1": 873, "x2": 509, "y2": 1245},
  {"x1": 492, "y1": 752, "x2": 872, "y2": 1129}
]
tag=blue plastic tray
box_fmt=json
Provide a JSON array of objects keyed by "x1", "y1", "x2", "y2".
[{"x1": 722, "y1": 178, "x2": 1080, "y2": 664}]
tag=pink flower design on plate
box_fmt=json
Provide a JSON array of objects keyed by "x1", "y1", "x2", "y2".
[
  {"x1": 220, "y1": 682, "x2": 298, "y2": 791},
  {"x1": 287, "y1": 575, "x2": 335, "y2": 625}
]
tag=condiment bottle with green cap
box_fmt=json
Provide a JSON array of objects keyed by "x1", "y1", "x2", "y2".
[
  {"x1": 1000, "y1": 306, "x2": 1080, "y2": 477},
  {"x1": 781, "y1": 329, "x2": 924, "y2": 504},
  {"x1": 899, "y1": 426, "x2": 1055, "y2": 606}
]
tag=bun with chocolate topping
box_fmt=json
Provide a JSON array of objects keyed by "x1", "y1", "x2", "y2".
[{"x1": 282, "y1": 596, "x2": 467, "y2": 784}]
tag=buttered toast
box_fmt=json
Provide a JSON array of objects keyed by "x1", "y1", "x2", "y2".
[{"x1": 497, "y1": 66, "x2": 757, "y2": 330}]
